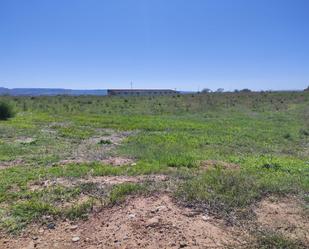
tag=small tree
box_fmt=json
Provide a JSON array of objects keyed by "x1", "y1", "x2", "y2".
[
  {"x1": 216, "y1": 88, "x2": 224, "y2": 93},
  {"x1": 202, "y1": 88, "x2": 211, "y2": 93},
  {"x1": 240, "y1": 88, "x2": 251, "y2": 92},
  {"x1": 0, "y1": 102, "x2": 14, "y2": 120}
]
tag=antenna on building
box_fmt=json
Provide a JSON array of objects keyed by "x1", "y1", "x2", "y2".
[{"x1": 130, "y1": 81, "x2": 133, "y2": 89}]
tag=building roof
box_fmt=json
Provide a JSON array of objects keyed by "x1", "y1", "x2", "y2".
[{"x1": 107, "y1": 89, "x2": 176, "y2": 92}]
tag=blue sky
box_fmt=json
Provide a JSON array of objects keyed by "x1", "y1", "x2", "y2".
[{"x1": 0, "y1": 0, "x2": 308, "y2": 91}]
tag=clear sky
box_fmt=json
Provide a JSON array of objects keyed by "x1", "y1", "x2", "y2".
[{"x1": 0, "y1": 0, "x2": 308, "y2": 91}]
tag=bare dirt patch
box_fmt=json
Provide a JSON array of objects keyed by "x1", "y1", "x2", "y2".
[
  {"x1": 0, "y1": 195, "x2": 250, "y2": 249},
  {"x1": 59, "y1": 157, "x2": 135, "y2": 167},
  {"x1": 255, "y1": 196, "x2": 309, "y2": 244},
  {"x1": 59, "y1": 130, "x2": 136, "y2": 165},
  {"x1": 0, "y1": 159, "x2": 24, "y2": 170},
  {"x1": 15, "y1": 137, "x2": 36, "y2": 145},
  {"x1": 78, "y1": 175, "x2": 168, "y2": 186},
  {"x1": 100, "y1": 157, "x2": 135, "y2": 166},
  {"x1": 28, "y1": 175, "x2": 169, "y2": 191},
  {"x1": 200, "y1": 160, "x2": 240, "y2": 170}
]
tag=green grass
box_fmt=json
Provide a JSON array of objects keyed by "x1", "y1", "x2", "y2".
[
  {"x1": 0, "y1": 91, "x2": 308, "y2": 237},
  {"x1": 108, "y1": 183, "x2": 146, "y2": 205},
  {"x1": 252, "y1": 231, "x2": 308, "y2": 249},
  {"x1": 176, "y1": 168, "x2": 307, "y2": 218}
]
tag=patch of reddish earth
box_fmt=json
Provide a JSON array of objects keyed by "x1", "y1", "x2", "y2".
[
  {"x1": 29, "y1": 175, "x2": 169, "y2": 191},
  {"x1": 100, "y1": 157, "x2": 135, "y2": 166},
  {"x1": 0, "y1": 195, "x2": 249, "y2": 249},
  {"x1": 200, "y1": 160, "x2": 240, "y2": 170},
  {"x1": 255, "y1": 197, "x2": 309, "y2": 244}
]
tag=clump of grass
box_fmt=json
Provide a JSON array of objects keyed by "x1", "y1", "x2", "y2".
[
  {"x1": 283, "y1": 133, "x2": 292, "y2": 140},
  {"x1": 58, "y1": 126, "x2": 94, "y2": 139},
  {"x1": 252, "y1": 231, "x2": 307, "y2": 249},
  {"x1": 176, "y1": 168, "x2": 305, "y2": 217},
  {"x1": 108, "y1": 183, "x2": 145, "y2": 205},
  {"x1": 64, "y1": 199, "x2": 95, "y2": 220},
  {"x1": 3, "y1": 200, "x2": 58, "y2": 233},
  {"x1": 165, "y1": 154, "x2": 197, "y2": 168},
  {"x1": 98, "y1": 139, "x2": 112, "y2": 145},
  {"x1": 299, "y1": 128, "x2": 309, "y2": 136},
  {"x1": 0, "y1": 102, "x2": 15, "y2": 120},
  {"x1": 261, "y1": 163, "x2": 281, "y2": 170},
  {"x1": 176, "y1": 169, "x2": 261, "y2": 215}
]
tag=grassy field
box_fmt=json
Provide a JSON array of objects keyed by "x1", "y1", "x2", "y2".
[{"x1": 0, "y1": 91, "x2": 308, "y2": 248}]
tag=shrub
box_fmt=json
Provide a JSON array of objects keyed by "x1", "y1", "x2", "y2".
[{"x1": 0, "y1": 102, "x2": 14, "y2": 120}]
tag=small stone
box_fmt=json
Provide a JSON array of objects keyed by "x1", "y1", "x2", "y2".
[
  {"x1": 72, "y1": 237, "x2": 80, "y2": 242},
  {"x1": 47, "y1": 223, "x2": 56, "y2": 229},
  {"x1": 42, "y1": 215, "x2": 52, "y2": 221},
  {"x1": 146, "y1": 217, "x2": 160, "y2": 227},
  {"x1": 179, "y1": 241, "x2": 188, "y2": 248},
  {"x1": 151, "y1": 205, "x2": 167, "y2": 213},
  {"x1": 70, "y1": 225, "x2": 78, "y2": 231},
  {"x1": 32, "y1": 236, "x2": 38, "y2": 240},
  {"x1": 156, "y1": 205, "x2": 167, "y2": 212},
  {"x1": 131, "y1": 163, "x2": 137, "y2": 166},
  {"x1": 128, "y1": 214, "x2": 136, "y2": 219},
  {"x1": 202, "y1": 215, "x2": 210, "y2": 221}
]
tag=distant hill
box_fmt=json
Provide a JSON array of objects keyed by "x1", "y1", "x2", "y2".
[{"x1": 0, "y1": 87, "x2": 107, "y2": 96}]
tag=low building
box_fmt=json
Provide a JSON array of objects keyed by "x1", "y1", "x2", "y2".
[{"x1": 107, "y1": 89, "x2": 178, "y2": 96}]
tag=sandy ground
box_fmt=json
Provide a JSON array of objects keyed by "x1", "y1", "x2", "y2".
[
  {"x1": 255, "y1": 196, "x2": 309, "y2": 244},
  {"x1": 28, "y1": 175, "x2": 169, "y2": 191},
  {"x1": 0, "y1": 195, "x2": 250, "y2": 249},
  {"x1": 1, "y1": 194, "x2": 308, "y2": 248}
]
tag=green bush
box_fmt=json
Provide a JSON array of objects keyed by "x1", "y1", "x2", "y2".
[{"x1": 0, "y1": 102, "x2": 14, "y2": 120}]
